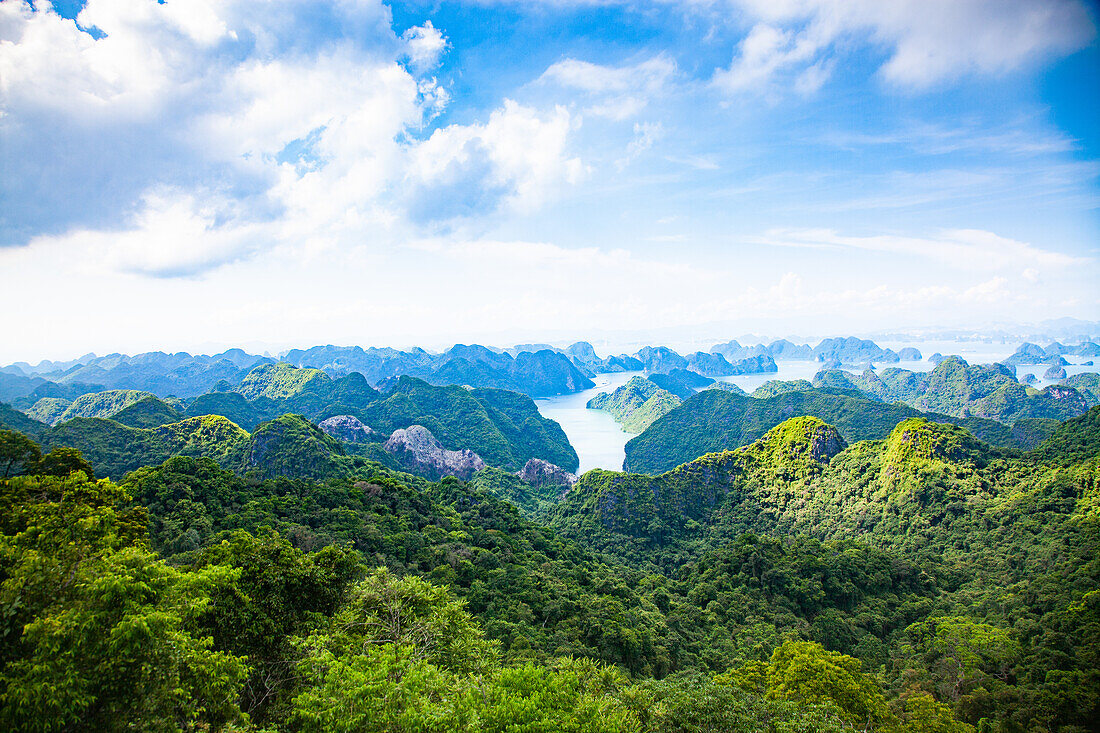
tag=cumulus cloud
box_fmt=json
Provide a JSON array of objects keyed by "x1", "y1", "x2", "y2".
[
  {"x1": 402, "y1": 21, "x2": 447, "y2": 72},
  {"x1": 0, "y1": 0, "x2": 586, "y2": 274},
  {"x1": 405, "y1": 100, "x2": 585, "y2": 220},
  {"x1": 716, "y1": 0, "x2": 1095, "y2": 93}
]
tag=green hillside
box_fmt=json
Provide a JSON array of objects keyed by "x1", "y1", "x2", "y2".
[
  {"x1": 236, "y1": 362, "x2": 331, "y2": 400},
  {"x1": 2, "y1": 402, "x2": 1097, "y2": 731},
  {"x1": 354, "y1": 376, "x2": 577, "y2": 471},
  {"x1": 1062, "y1": 372, "x2": 1100, "y2": 406},
  {"x1": 812, "y1": 358, "x2": 1092, "y2": 423},
  {"x1": 24, "y1": 397, "x2": 72, "y2": 425},
  {"x1": 587, "y1": 376, "x2": 682, "y2": 433},
  {"x1": 0, "y1": 401, "x2": 49, "y2": 438},
  {"x1": 110, "y1": 395, "x2": 185, "y2": 428},
  {"x1": 622, "y1": 387, "x2": 1026, "y2": 474},
  {"x1": 186, "y1": 368, "x2": 576, "y2": 472},
  {"x1": 185, "y1": 391, "x2": 277, "y2": 430}
]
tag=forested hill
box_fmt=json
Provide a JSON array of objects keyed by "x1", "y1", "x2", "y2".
[
  {"x1": 1, "y1": 403, "x2": 1097, "y2": 731},
  {"x1": 0, "y1": 370, "x2": 579, "y2": 478},
  {"x1": 622, "y1": 386, "x2": 1056, "y2": 474}
]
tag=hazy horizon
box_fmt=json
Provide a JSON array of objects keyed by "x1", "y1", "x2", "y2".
[{"x1": 4, "y1": 317, "x2": 1099, "y2": 368}]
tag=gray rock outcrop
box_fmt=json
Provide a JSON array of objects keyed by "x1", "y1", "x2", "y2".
[
  {"x1": 516, "y1": 458, "x2": 577, "y2": 488},
  {"x1": 318, "y1": 415, "x2": 377, "y2": 443},
  {"x1": 383, "y1": 425, "x2": 485, "y2": 479}
]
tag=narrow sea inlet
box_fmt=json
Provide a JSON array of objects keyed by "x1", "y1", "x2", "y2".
[{"x1": 535, "y1": 371, "x2": 639, "y2": 473}]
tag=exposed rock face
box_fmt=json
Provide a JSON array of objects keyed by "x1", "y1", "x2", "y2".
[
  {"x1": 798, "y1": 420, "x2": 848, "y2": 463},
  {"x1": 318, "y1": 415, "x2": 377, "y2": 443},
  {"x1": 566, "y1": 341, "x2": 600, "y2": 367},
  {"x1": 516, "y1": 458, "x2": 577, "y2": 488},
  {"x1": 383, "y1": 425, "x2": 485, "y2": 479}
]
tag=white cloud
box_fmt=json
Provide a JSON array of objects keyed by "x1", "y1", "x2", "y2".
[
  {"x1": 0, "y1": 0, "x2": 218, "y2": 119},
  {"x1": 712, "y1": 23, "x2": 825, "y2": 95},
  {"x1": 541, "y1": 55, "x2": 676, "y2": 94},
  {"x1": 406, "y1": 100, "x2": 585, "y2": 217},
  {"x1": 820, "y1": 120, "x2": 1081, "y2": 158},
  {"x1": 0, "y1": 0, "x2": 588, "y2": 273},
  {"x1": 716, "y1": 0, "x2": 1095, "y2": 93},
  {"x1": 539, "y1": 55, "x2": 676, "y2": 119},
  {"x1": 402, "y1": 21, "x2": 447, "y2": 72},
  {"x1": 11, "y1": 188, "x2": 272, "y2": 278},
  {"x1": 618, "y1": 121, "x2": 664, "y2": 168}
]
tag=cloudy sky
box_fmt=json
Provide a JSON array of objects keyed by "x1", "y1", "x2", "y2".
[{"x1": 1, "y1": 0, "x2": 1098, "y2": 361}]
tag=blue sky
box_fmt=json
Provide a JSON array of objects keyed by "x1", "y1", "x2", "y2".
[{"x1": 1, "y1": 0, "x2": 1097, "y2": 361}]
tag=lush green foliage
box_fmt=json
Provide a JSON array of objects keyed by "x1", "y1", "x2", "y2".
[
  {"x1": 1062, "y1": 373, "x2": 1100, "y2": 407},
  {"x1": 1029, "y1": 405, "x2": 1100, "y2": 465},
  {"x1": 588, "y1": 377, "x2": 683, "y2": 434},
  {"x1": 752, "y1": 379, "x2": 814, "y2": 398},
  {"x1": 1, "y1": 403, "x2": 1096, "y2": 732},
  {"x1": 187, "y1": 373, "x2": 578, "y2": 473},
  {"x1": 352, "y1": 377, "x2": 578, "y2": 471},
  {"x1": 54, "y1": 389, "x2": 159, "y2": 423},
  {"x1": 236, "y1": 363, "x2": 332, "y2": 401},
  {"x1": 0, "y1": 473, "x2": 248, "y2": 731},
  {"x1": 553, "y1": 416, "x2": 1100, "y2": 731},
  {"x1": 185, "y1": 391, "x2": 276, "y2": 430},
  {"x1": 37, "y1": 414, "x2": 253, "y2": 480},
  {"x1": 16, "y1": 373, "x2": 578, "y2": 480},
  {"x1": 623, "y1": 388, "x2": 1027, "y2": 475},
  {"x1": 469, "y1": 465, "x2": 565, "y2": 517},
  {"x1": 24, "y1": 396, "x2": 72, "y2": 426},
  {"x1": 814, "y1": 359, "x2": 1092, "y2": 424},
  {"x1": 109, "y1": 394, "x2": 186, "y2": 428},
  {"x1": 0, "y1": 403, "x2": 47, "y2": 439}
]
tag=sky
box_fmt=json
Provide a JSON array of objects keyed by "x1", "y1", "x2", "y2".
[{"x1": 1, "y1": 0, "x2": 1098, "y2": 362}]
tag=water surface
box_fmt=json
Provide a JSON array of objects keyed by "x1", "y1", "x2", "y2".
[{"x1": 536, "y1": 372, "x2": 639, "y2": 474}]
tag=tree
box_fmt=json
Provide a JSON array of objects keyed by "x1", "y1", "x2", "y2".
[
  {"x1": 901, "y1": 693, "x2": 975, "y2": 733},
  {"x1": 0, "y1": 429, "x2": 41, "y2": 478},
  {"x1": 190, "y1": 530, "x2": 361, "y2": 721},
  {"x1": 0, "y1": 472, "x2": 246, "y2": 731},
  {"x1": 0, "y1": 547, "x2": 248, "y2": 732},
  {"x1": 760, "y1": 640, "x2": 895, "y2": 730},
  {"x1": 37, "y1": 446, "x2": 95, "y2": 479},
  {"x1": 326, "y1": 568, "x2": 499, "y2": 674}
]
